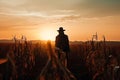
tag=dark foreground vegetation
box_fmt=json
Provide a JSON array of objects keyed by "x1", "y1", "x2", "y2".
[{"x1": 0, "y1": 40, "x2": 120, "y2": 80}]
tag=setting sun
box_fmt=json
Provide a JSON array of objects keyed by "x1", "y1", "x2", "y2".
[{"x1": 39, "y1": 28, "x2": 56, "y2": 41}]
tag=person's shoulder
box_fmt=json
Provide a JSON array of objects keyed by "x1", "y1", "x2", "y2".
[
  {"x1": 56, "y1": 34, "x2": 68, "y2": 37},
  {"x1": 64, "y1": 34, "x2": 68, "y2": 37},
  {"x1": 56, "y1": 35, "x2": 60, "y2": 38}
]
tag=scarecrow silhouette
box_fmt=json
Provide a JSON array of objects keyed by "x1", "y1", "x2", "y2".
[{"x1": 55, "y1": 27, "x2": 70, "y2": 67}]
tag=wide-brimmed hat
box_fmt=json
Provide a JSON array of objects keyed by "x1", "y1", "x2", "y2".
[{"x1": 57, "y1": 27, "x2": 65, "y2": 32}]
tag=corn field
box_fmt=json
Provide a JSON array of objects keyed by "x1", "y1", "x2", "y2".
[{"x1": 0, "y1": 38, "x2": 120, "y2": 80}]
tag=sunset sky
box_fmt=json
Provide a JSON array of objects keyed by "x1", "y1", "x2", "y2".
[{"x1": 0, "y1": 0, "x2": 120, "y2": 41}]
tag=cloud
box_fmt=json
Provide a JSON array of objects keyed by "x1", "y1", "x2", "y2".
[
  {"x1": 18, "y1": 0, "x2": 120, "y2": 17},
  {"x1": 0, "y1": 0, "x2": 120, "y2": 18},
  {"x1": 74, "y1": 0, "x2": 120, "y2": 17},
  {"x1": 0, "y1": 14, "x2": 44, "y2": 30},
  {"x1": 54, "y1": 15, "x2": 81, "y2": 22}
]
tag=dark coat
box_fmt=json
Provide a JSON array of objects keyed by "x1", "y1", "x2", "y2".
[{"x1": 55, "y1": 34, "x2": 70, "y2": 53}]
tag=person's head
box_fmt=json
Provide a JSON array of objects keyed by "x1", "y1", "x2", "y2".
[{"x1": 57, "y1": 27, "x2": 65, "y2": 34}]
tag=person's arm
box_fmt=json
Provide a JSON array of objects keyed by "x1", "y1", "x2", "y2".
[
  {"x1": 66, "y1": 35, "x2": 70, "y2": 52},
  {"x1": 55, "y1": 36, "x2": 58, "y2": 48},
  {"x1": 55, "y1": 36, "x2": 60, "y2": 52}
]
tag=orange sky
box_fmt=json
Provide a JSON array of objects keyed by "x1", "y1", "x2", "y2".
[{"x1": 0, "y1": 0, "x2": 120, "y2": 41}]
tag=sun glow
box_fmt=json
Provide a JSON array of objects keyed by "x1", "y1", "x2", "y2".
[{"x1": 39, "y1": 28, "x2": 56, "y2": 41}]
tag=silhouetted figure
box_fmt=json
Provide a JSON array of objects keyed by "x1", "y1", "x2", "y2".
[{"x1": 55, "y1": 27, "x2": 70, "y2": 67}]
